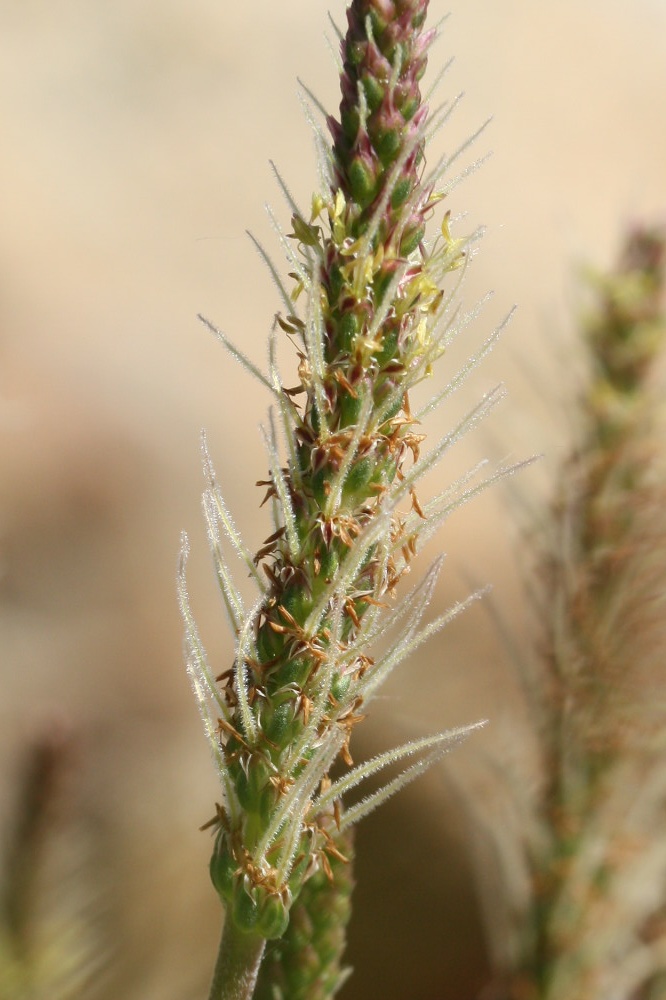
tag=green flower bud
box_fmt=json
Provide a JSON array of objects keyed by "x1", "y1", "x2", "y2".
[
  {"x1": 311, "y1": 468, "x2": 332, "y2": 508},
  {"x1": 400, "y1": 222, "x2": 425, "y2": 257},
  {"x1": 209, "y1": 832, "x2": 237, "y2": 901},
  {"x1": 376, "y1": 325, "x2": 399, "y2": 366},
  {"x1": 232, "y1": 881, "x2": 261, "y2": 933},
  {"x1": 263, "y1": 700, "x2": 297, "y2": 746},
  {"x1": 373, "y1": 125, "x2": 402, "y2": 167},
  {"x1": 348, "y1": 155, "x2": 379, "y2": 208},
  {"x1": 338, "y1": 308, "x2": 361, "y2": 353},
  {"x1": 361, "y1": 72, "x2": 385, "y2": 113},
  {"x1": 331, "y1": 672, "x2": 352, "y2": 702},
  {"x1": 343, "y1": 456, "x2": 375, "y2": 501},
  {"x1": 340, "y1": 390, "x2": 364, "y2": 427},
  {"x1": 257, "y1": 891, "x2": 290, "y2": 940},
  {"x1": 390, "y1": 176, "x2": 413, "y2": 210}
]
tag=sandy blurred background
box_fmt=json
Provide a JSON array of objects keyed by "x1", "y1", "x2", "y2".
[{"x1": 1, "y1": 1, "x2": 664, "y2": 997}]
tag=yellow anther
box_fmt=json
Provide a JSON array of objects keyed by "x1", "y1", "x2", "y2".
[{"x1": 311, "y1": 192, "x2": 326, "y2": 221}]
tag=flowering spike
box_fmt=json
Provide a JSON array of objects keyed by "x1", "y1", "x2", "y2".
[{"x1": 183, "y1": 2, "x2": 511, "y2": 995}]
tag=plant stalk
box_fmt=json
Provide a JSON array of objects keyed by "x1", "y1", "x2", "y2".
[{"x1": 208, "y1": 920, "x2": 266, "y2": 1000}]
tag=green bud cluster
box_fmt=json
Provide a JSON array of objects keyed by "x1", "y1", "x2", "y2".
[
  {"x1": 332, "y1": 0, "x2": 432, "y2": 240},
  {"x1": 253, "y1": 829, "x2": 355, "y2": 1000}
]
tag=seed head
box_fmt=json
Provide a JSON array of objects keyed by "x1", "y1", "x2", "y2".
[{"x1": 181, "y1": 0, "x2": 498, "y2": 944}]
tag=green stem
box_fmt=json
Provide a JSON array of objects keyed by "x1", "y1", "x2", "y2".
[{"x1": 208, "y1": 919, "x2": 266, "y2": 1000}]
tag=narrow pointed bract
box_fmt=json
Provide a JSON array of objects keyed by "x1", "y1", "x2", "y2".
[{"x1": 182, "y1": 1, "x2": 508, "y2": 994}]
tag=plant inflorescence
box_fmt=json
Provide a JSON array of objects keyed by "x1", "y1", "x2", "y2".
[{"x1": 179, "y1": 2, "x2": 519, "y2": 997}]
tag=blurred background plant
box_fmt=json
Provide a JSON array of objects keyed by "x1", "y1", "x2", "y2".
[
  {"x1": 474, "y1": 225, "x2": 666, "y2": 1000},
  {"x1": 0, "y1": 728, "x2": 101, "y2": 1000},
  {"x1": 1, "y1": 1, "x2": 665, "y2": 998}
]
